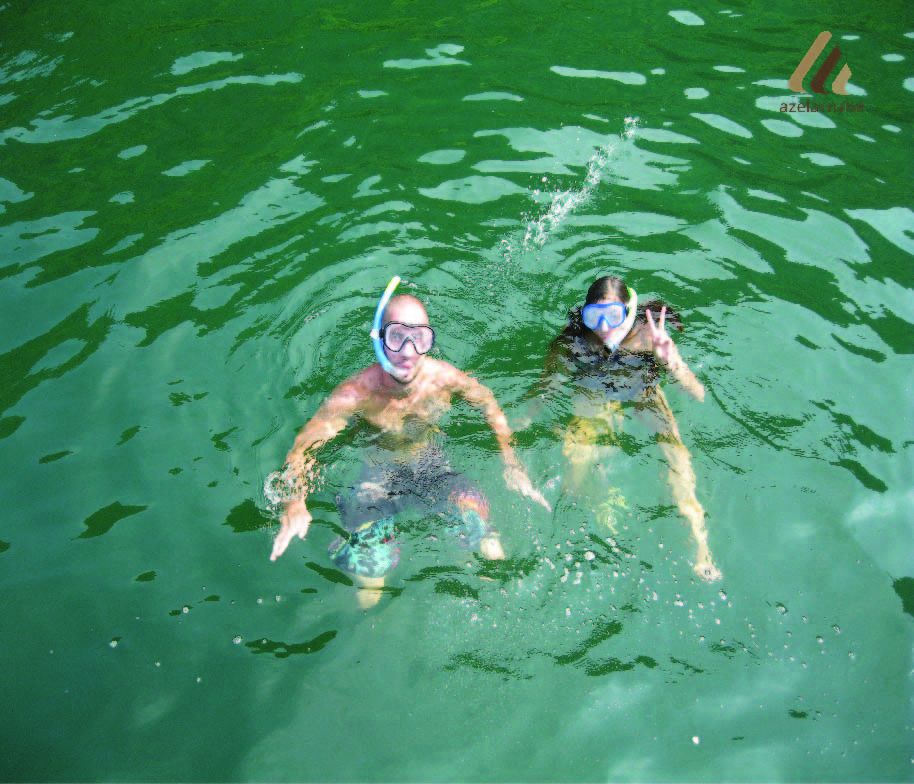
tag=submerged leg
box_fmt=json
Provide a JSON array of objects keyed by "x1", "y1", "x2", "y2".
[
  {"x1": 633, "y1": 389, "x2": 721, "y2": 582},
  {"x1": 561, "y1": 410, "x2": 629, "y2": 531},
  {"x1": 354, "y1": 575, "x2": 386, "y2": 609},
  {"x1": 561, "y1": 416, "x2": 602, "y2": 494}
]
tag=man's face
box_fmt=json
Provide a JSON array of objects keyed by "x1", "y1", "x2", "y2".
[{"x1": 382, "y1": 299, "x2": 430, "y2": 384}]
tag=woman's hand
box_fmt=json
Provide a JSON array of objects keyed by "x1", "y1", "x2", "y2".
[
  {"x1": 693, "y1": 543, "x2": 723, "y2": 583},
  {"x1": 646, "y1": 306, "x2": 681, "y2": 368},
  {"x1": 647, "y1": 306, "x2": 705, "y2": 400}
]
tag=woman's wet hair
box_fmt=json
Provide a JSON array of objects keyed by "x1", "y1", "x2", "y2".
[{"x1": 585, "y1": 276, "x2": 630, "y2": 306}]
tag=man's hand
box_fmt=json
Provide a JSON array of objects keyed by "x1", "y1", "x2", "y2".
[
  {"x1": 504, "y1": 465, "x2": 551, "y2": 511},
  {"x1": 270, "y1": 499, "x2": 312, "y2": 561}
]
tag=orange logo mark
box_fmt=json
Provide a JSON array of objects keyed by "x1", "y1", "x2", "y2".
[{"x1": 789, "y1": 31, "x2": 852, "y2": 95}]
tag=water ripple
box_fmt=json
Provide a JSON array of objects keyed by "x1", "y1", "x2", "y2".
[{"x1": 0, "y1": 72, "x2": 303, "y2": 145}]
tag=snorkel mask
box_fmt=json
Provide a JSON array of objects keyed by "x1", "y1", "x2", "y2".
[
  {"x1": 370, "y1": 276, "x2": 401, "y2": 374},
  {"x1": 585, "y1": 287, "x2": 637, "y2": 353}
]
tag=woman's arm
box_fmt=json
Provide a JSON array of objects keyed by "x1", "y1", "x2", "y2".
[
  {"x1": 632, "y1": 388, "x2": 721, "y2": 582},
  {"x1": 645, "y1": 307, "x2": 705, "y2": 401}
]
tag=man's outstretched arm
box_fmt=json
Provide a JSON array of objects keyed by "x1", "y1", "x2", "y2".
[
  {"x1": 458, "y1": 372, "x2": 551, "y2": 511},
  {"x1": 270, "y1": 381, "x2": 362, "y2": 561}
]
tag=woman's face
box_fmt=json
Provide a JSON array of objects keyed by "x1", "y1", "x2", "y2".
[{"x1": 588, "y1": 294, "x2": 629, "y2": 346}]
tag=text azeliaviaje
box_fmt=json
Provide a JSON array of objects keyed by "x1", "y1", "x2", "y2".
[{"x1": 780, "y1": 99, "x2": 866, "y2": 113}]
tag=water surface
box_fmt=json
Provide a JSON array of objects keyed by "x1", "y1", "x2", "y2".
[{"x1": 1, "y1": 1, "x2": 912, "y2": 781}]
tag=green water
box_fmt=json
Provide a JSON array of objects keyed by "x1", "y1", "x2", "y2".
[{"x1": 1, "y1": 0, "x2": 912, "y2": 781}]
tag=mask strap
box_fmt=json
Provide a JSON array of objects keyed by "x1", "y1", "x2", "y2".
[{"x1": 370, "y1": 276, "x2": 401, "y2": 373}]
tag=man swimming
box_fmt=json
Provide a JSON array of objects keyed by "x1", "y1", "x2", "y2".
[{"x1": 269, "y1": 281, "x2": 550, "y2": 607}]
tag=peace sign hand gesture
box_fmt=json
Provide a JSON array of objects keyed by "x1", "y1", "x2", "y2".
[
  {"x1": 646, "y1": 306, "x2": 680, "y2": 367},
  {"x1": 646, "y1": 306, "x2": 705, "y2": 401}
]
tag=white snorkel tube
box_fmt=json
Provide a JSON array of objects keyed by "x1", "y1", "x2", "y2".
[
  {"x1": 370, "y1": 276, "x2": 401, "y2": 373},
  {"x1": 607, "y1": 287, "x2": 638, "y2": 353}
]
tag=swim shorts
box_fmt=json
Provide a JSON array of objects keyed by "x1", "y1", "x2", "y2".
[{"x1": 327, "y1": 446, "x2": 492, "y2": 578}]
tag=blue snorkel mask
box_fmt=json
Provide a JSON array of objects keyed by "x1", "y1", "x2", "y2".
[
  {"x1": 370, "y1": 276, "x2": 401, "y2": 374},
  {"x1": 582, "y1": 287, "x2": 637, "y2": 353}
]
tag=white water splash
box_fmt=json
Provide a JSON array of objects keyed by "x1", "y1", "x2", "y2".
[{"x1": 503, "y1": 116, "x2": 640, "y2": 258}]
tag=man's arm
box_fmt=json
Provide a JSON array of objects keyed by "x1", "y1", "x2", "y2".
[
  {"x1": 457, "y1": 371, "x2": 551, "y2": 511},
  {"x1": 270, "y1": 378, "x2": 363, "y2": 561},
  {"x1": 283, "y1": 381, "x2": 360, "y2": 476}
]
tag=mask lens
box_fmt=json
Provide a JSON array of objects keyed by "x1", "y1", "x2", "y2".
[
  {"x1": 383, "y1": 323, "x2": 435, "y2": 354},
  {"x1": 583, "y1": 303, "x2": 626, "y2": 330},
  {"x1": 411, "y1": 326, "x2": 434, "y2": 353},
  {"x1": 383, "y1": 323, "x2": 407, "y2": 351}
]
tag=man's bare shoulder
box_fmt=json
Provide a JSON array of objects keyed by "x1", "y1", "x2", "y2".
[
  {"x1": 423, "y1": 358, "x2": 474, "y2": 388},
  {"x1": 328, "y1": 365, "x2": 382, "y2": 406}
]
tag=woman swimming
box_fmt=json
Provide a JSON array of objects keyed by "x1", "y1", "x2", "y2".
[{"x1": 542, "y1": 275, "x2": 721, "y2": 582}]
